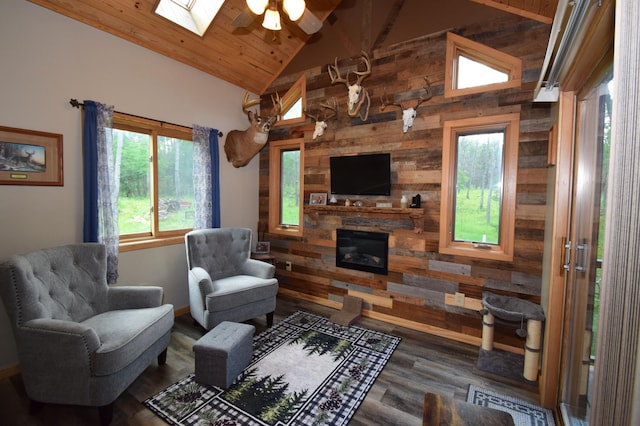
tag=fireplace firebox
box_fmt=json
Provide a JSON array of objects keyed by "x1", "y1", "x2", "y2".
[{"x1": 336, "y1": 228, "x2": 389, "y2": 275}]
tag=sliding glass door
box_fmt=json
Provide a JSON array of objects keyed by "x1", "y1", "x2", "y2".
[{"x1": 559, "y1": 70, "x2": 612, "y2": 425}]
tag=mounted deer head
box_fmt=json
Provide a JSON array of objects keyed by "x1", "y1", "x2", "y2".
[
  {"x1": 224, "y1": 91, "x2": 281, "y2": 168},
  {"x1": 328, "y1": 51, "x2": 372, "y2": 121},
  {"x1": 380, "y1": 77, "x2": 433, "y2": 133},
  {"x1": 304, "y1": 97, "x2": 338, "y2": 139}
]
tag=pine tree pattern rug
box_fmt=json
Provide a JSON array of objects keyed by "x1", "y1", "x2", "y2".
[
  {"x1": 145, "y1": 311, "x2": 401, "y2": 425},
  {"x1": 467, "y1": 384, "x2": 556, "y2": 426}
]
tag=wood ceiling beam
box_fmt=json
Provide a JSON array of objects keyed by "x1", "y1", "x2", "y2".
[
  {"x1": 372, "y1": 0, "x2": 405, "y2": 51},
  {"x1": 469, "y1": 0, "x2": 556, "y2": 24},
  {"x1": 360, "y1": 0, "x2": 372, "y2": 52}
]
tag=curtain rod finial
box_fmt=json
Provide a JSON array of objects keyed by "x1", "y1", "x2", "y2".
[{"x1": 70, "y1": 98, "x2": 83, "y2": 108}]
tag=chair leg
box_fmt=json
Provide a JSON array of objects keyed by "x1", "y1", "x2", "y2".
[
  {"x1": 157, "y1": 348, "x2": 168, "y2": 365},
  {"x1": 99, "y1": 402, "x2": 114, "y2": 425},
  {"x1": 267, "y1": 312, "x2": 274, "y2": 327}
]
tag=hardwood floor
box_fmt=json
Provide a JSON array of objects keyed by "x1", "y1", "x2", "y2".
[{"x1": 0, "y1": 295, "x2": 543, "y2": 425}]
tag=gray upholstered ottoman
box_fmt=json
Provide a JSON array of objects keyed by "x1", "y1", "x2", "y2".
[{"x1": 193, "y1": 321, "x2": 255, "y2": 388}]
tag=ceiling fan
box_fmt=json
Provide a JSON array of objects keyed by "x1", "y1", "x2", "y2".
[{"x1": 232, "y1": 0, "x2": 323, "y2": 35}]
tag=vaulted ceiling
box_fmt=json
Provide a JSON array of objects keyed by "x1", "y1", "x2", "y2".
[{"x1": 29, "y1": 0, "x2": 558, "y2": 94}]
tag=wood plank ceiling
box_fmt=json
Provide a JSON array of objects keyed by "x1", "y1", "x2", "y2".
[{"x1": 28, "y1": 0, "x2": 557, "y2": 95}]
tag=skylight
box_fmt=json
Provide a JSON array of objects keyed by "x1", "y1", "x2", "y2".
[
  {"x1": 155, "y1": 0, "x2": 223, "y2": 37},
  {"x1": 171, "y1": 0, "x2": 196, "y2": 10}
]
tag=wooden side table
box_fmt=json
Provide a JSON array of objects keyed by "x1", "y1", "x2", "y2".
[
  {"x1": 251, "y1": 253, "x2": 275, "y2": 266},
  {"x1": 423, "y1": 392, "x2": 514, "y2": 426}
]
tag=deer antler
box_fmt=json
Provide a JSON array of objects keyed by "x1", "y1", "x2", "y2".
[
  {"x1": 242, "y1": 91, "x2": 261, "y2": 113},
  {"x1": 303, "y1": 109, "x2": 319, "y2": 121},
  {"x1": 320, "y1": 97, "x2": 338, "y2": 120},
  {"x1": 270, "y1": 92, "x2": 282, "y2": 117},
  {"x1": 413, "y1": 77, "x2": 433, "y2": 110},
  {"x1": 379, "y1": 87, "x2": 405, "y2": 112},
  {"x1": 351, "y1": 51, "x2": 371, "y2": 86},
  {"x1": 328, "y1": 57, "x2": 349, "y2": 87}
]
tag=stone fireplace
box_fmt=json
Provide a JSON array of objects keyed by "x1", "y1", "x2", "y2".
[{"x1": 336, "y1": 228, "x2": 389, "y2": 275}]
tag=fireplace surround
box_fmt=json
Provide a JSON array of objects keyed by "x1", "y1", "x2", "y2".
[{"x1": 336, "y1": 228, "x2": 389, "y2": 275}]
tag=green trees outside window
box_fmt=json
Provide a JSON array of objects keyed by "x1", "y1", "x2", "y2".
[
  {"x1": 112, "y1": 127, "x2": 194, "y2": 237},
  {"x1": 453, "y1": 132, "x2": 504, "y2": 244},
  {"x1": 280, "y1": 149, "x2": 300, "y2": 226}
]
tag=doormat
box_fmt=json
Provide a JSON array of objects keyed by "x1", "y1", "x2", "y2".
[
  {"x1": 467, "y1": 384, "x2": 555, "y2": 426},
  {"x1": 144, "y1": 311, "x2": 400, "y2": 425}
]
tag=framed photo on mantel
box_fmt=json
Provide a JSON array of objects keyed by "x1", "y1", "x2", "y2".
[
  {"x1": 309, "y1": 193, "x2": 327, "y2": 205},
  {"x1": 0, "y1": 125, "x2": 63, "y2": 186},
  {"x1": 255, "y1": 241, "x2": 271, "y2": 254}
]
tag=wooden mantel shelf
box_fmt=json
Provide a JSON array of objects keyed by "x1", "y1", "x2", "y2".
[{"x1": 304, "y1": 205, "x2": 425, "y2": 233}]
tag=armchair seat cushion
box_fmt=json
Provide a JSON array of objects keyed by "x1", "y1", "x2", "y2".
[
  {"x1": 206, "y1": 276, "x2": 278, "y2": 312},
  {"x1": 83, "y1": 304, "x2": 174, "y2": 376}
]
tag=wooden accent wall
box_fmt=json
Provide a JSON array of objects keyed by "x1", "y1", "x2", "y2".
[{"x1": 259, "y1": 16, "x2": 552, "y2": 352}]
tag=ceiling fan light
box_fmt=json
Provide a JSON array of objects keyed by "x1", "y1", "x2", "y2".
[
  {"x1": 283, "y1": 0, "x2": 305, "y2": 21},
  {"x1": 262, "y1": 8, "x2": 282, "y2": 31},
  {"x1": 246, "y1": 0, "x2": 268, "y2": 15}
]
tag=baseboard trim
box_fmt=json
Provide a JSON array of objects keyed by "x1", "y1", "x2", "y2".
[
  {"x1": 0, "y1": 363, "x2": 20, "y2": 380},
  {"x1": 277, "y1": 288, "x2": 522, "y2": 355},
  {"x1": 174, "y1": 305, "x2": 190, "y2": 317}
]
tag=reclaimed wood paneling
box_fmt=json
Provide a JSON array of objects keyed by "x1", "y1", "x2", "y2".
[{"x1": 260, "y1": 15, "x2": 552, "y2": 352}]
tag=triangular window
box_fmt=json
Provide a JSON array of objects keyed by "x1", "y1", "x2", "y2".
[
  {"x1": 457, "y1": 55, "x2": 509, "y2": 89},
  {"x1": 445, "y1": 32, "x2": 521, "y2": 98},
  {"x1": 275, "y1": 74, "x2": 306, "y2": 126}
]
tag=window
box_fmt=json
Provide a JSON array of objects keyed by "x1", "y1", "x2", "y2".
[
  {"x1": 112, "y1": 113, "x2": 195, "y2": 250},
  {"x1": 155, "y1": 0, "x2": 223, "y2": 36},
  {"x1": 269, "y1": 138, "x2": 304, "y2": 237},
  {"x1": 439, "y1": 113, "x2": 520, "y2": 261},
  {"x1": 274, "y1": 74, "x2": 306, "y2": 126},
  {"x1": 445, "y1": 32, "x2": 522, "y2": 98},
  {"x1": 457, "y1": 55, "x2": 508, "y2": 89}
]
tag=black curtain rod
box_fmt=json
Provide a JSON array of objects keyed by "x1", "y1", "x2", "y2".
[{"x1": 69, "y1": 99, "x2": 223, "y2": 137}]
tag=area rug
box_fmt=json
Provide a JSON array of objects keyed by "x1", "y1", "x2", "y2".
[
  {"x1": 145, "y1": 311, "x2": 400, "y2": 425},
  {"x1": 467, "y1": 384, "x2": 555, "y2": 426}
]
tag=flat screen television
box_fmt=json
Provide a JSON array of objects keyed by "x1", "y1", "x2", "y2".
[{"x1": 330, "y1": 153, "x2": 391, "y2": 196}]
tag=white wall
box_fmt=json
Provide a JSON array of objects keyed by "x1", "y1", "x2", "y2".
[{"x1": 0, "y1": 0, "x2": 261, "y2": 369}]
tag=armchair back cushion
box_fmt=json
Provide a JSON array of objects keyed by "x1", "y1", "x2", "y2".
[
  {"x1": 3, "y1": 244, "x2": 109, "y2": 326},
  {"x1": 186, "y1": 227, "x2": 252, "y2": 281}
]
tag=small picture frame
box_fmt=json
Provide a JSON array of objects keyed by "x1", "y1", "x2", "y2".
[
  {"x1": 255, "y1": 241, "x2": 271, "y2": 254},
  {"x1": 309, "y1": 193, "x2": 327, "y2": 205},
  {"x1": 0, "y1": 126, "x2": 63, "y2": 186}
]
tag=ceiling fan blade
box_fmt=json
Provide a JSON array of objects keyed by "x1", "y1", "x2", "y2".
[
  {"x1": 297, "y1": 9, "x2": 323, "y2": 35},
  {"x1": 232, "y1": 10, "x2": 255, "y2": 28}
]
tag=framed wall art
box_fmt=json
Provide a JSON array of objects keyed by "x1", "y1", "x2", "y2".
[
  {"x1": 0, "y1": 126, "x2": 63, "y2": 186},
  {"x1": 309, "y1": 193, "x2": 327, "y2": 205}
]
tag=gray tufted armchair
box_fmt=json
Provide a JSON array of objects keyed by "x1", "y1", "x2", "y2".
[
  {"x1": 0, "y1": 243, "x2": 174, "y2": 425},
  {"x1": 185, "y1": 227, "x2": 278, "y2": 330}
]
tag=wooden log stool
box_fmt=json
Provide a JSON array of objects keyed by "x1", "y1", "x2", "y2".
[
  {"x1": 193, "y1": 321, "x2": 255, "y2": 388},
  {"x1": 423, "y1": 392, "x2": 514, "y2": 425},
  {"x1": 330, "y1": 295, "x2": 363, "y2": 326}
]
